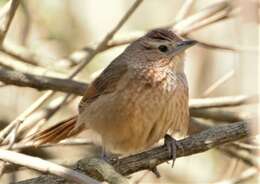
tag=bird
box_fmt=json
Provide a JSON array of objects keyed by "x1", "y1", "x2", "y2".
[{"x1": 29, "y1": 28, "x2": 196, "y2": 166}]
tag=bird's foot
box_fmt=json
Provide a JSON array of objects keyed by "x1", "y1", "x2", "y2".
[
  {"x1": 164, "y1": 134, "x2": 182, "y2": 167},
  {"x1": 101, "y1": 148, "x2": 120, "y2": 166},
  {"x1": 101, "y1": 150, "x2": 111, "y2": 163}
]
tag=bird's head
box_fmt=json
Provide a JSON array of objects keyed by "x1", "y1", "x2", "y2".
[{"x1": 125, "y1": 28, "x2": 197, "y2": 73}]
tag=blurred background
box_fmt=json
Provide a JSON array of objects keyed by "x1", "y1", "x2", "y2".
[{"x1": 0, "y1": 0, "x2": 258, "y2": 183}]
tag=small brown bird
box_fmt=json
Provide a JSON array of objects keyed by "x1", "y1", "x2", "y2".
[{"x1": 31, "y1": 28, "x2": 196, "y2": 163}]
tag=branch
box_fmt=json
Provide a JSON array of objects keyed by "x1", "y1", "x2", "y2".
[
  {"x1": 0, "y1": 68, "x2": 87, "y2": 95},
  {"x1": 0, "y1": 0, "x2": 20, "y2": 44},
  {"x1": 0, "y1": 68, "x2": 254, "y2": 123},
  {"x1": 67, "y1": 0, "x2": 144, "y2": 79},
  {"x1": 213, "y1": 168, "x2": 259, "y2": 184},
  {"x1": 173, "y1": 1, "x2": 230, "y2": 34},
  {"x1": 0, "y1": 68, "x2": 257, "y2": 110},
  {"x1": 0, "y1": 54, "x2": 67, "y2": 78},
  {"x1": 189, "y1": 95, "x2": 258, "y2": 109},
  {"x1": 190, "y1": 108, "x2": 244, "y2": 122},
  {"x1": 202, "y1": 70, "x2": 234, "y2": 96},
  {"x1": 0, "y1": 149, "x2": 100, "y2": 184},
  {"x1": 13, "y1": 121, "x2": 251, "y2": 184},
  {"x1": 175, "y1": 0, "x2": 196, "y2": 22}
]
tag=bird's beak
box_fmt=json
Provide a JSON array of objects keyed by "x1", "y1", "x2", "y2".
[{"x1": 172, "y1": 39, "x2": 197, "y2": 55}]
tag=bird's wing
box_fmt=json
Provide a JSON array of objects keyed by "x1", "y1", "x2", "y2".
[{"x1": 78, "y1": 57, "x2": 128, "y2": 113}]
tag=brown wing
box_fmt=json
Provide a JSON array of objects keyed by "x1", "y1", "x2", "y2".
[{"x1": 78, "y1": 57, "x2": 128, "y2": 113}]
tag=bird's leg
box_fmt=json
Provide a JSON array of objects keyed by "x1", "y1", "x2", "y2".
[
  {"x1": 101, "y1": 147, "x2": 110, "y2": 162},
  {"x1": 101, "y1": 147, "x2": 120, "y2": 167},
  {"x1": 164, "y1": 134, "x2": 182, "y2": 167}
]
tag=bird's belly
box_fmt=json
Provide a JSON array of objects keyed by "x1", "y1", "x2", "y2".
[
  {"x1": 80, "y1": 82, "x2": 188, "y2": 155},
  {"x1": 103, "y1": 90, "x2": 172, "y2": 154}
]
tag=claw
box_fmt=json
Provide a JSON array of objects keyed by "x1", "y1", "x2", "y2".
[
  {"x1": 101, "y1": 148, "x2": 110, "y2": 162},
  {"x1": 164, "y1": 134, "x2": 182, "y2": 167},
  {"x1": 101, "y1": 147, "x2": 120, "y2": 166}
]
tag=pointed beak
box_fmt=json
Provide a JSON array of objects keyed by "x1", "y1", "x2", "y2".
[{"x1": 172, "y1": 39, "x2": 197, "y2": 55}]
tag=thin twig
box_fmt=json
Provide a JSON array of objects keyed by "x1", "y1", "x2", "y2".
[
  {"x1": 1, "y1": 138, "x2": 94, "y2": 150},
  {"x1": 21, "y1": 94, "x2": 75, "y2": 138},
  {"x1": 190, "y1": 108, "x2": 245, "y2": 122},
  {"x1": 175, "y1": 0, "x2": 196, "y2": 22},
  {"x1": 0, "y1": 149, "x2": 100, "y2": 184},
  {"x1": 0, "y1": 54, "x2": 67, "y2": 77},
  {"x1": 67, "y1": 0, "x2": 144, "y2": 79},
  {"x1": 220, "y1": 146, "x2": 260, "y2": 169},
  {"x1": 232, "y1": 142, "x2": 260, "y2": 151},
  {"x1": 177, "y1": 6, "x2": 232, "y2": 35},
  {"x1": 0, "y1": 41, "x2": 58, "y2": 67},
  {"x1": 0, "y1": 0, "x2": 20, "y2": 45},
  {"x1": 0, "y1": 91, "x2": 54, "y2": 143},
  {"x1": 189, "y1": 95, "x2": 258, "y2": 109},
  {"x1": 213, "y1": 168, "x2": 259, "y2": 184},
  {"x1": 203, "y1": 70, "x2": 235, "y2": 97},
  {"x1": 173, "y1": 1, "x2": 230, "y2": 33}
]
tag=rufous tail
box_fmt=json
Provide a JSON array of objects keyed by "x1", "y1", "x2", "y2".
[{"x1": 28, "y1": 115, "x2": 80, "y2": 146}]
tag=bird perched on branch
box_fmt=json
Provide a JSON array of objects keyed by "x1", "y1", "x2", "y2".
[{"x1": 29, "y1": 28, "x2": 196, "y2": 166}]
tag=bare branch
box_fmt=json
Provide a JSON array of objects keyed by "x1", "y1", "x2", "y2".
[
  {"x1": 189, "y1": 95, "x2": 258, "y2": 109},
  {"x1": 67, "y1": 0, "x2": 144, "y2": 79},
  {"x1": 0, "y1": 0, "x2": 20, "y2": 44},
  {"x1": 220, "y1": 146, "x2": 260, "y2": 169},
  {"x1": 0, "y1": 149, "x2": 100, "y2": 184},
  {"x1": 176, "y1": 6, "x2": 231, "y2": 35},
  {"x1": 0, "y1": 41, "x2": 58, "y2": 67},
  {"x1": 203, "y1": 70, "x2": 235, "y2": 96},
  {"x1": 213, "y1": 168, "x2": 259, "y2": 184},
  {"x1": 0, "y1": 53, "x2": 67, "y2": 78},
  {"x1": 173, "y1": 1, "x2": 231, "y2": 34},
  {"x1": 13, "y1": 121, "x2": 252, "y2": 184},
  {"x1": 175, "y1": 0, "x2": 196, "y2": 22},
  {"x1": 0, "y1": 68, "x2": 86, "y2": 95},
  {"x1": 190, "y1": 108, "x2": 245, "y2": 122}
]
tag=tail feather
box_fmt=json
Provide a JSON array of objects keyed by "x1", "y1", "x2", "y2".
[{"x1": 29, "y1": 115, "x2": 79, "y2": 146}]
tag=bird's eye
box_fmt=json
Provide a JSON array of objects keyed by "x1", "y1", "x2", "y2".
[{"x1": 158, "y1": 45, "x2": 168, "y2": 53}]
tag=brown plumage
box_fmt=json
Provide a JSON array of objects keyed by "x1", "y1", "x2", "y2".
[{"x1": 29, "y1": 28, "x2": 196, "y2": 155}]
